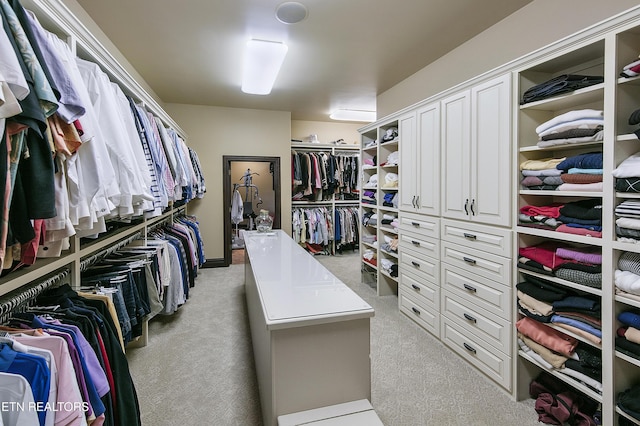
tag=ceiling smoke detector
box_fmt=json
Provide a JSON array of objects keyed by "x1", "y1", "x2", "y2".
[{"x1": 275, "y1": 2, "x2": 308, "y2": 24}]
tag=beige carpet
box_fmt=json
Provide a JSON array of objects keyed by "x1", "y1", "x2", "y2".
[{"x1": 126, "y1": 252, "x2": 540, "y2": 425}]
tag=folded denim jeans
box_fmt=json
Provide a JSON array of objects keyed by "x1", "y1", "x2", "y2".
[{"x1": 521, "y1": 74, "x2": 604, "y2": 104}]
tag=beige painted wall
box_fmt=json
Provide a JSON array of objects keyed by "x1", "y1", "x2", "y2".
[
  {"x1": 165, "y1": 104, "x2": 292, "y2": 260},
  {"x1": 377, "y1": 0, "x2": 640, "y2": 118},
  {"x1": 291, "y1": 120, "x2": 362, "y2": 147}
]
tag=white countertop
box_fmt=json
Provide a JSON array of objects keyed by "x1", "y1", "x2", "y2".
[{"x1": 244, "y1": 230, "x2": 374, "y2": 329}]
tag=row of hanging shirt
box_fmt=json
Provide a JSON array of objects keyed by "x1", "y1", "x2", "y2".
[
  {"x1": 0, "y1": 284, "x2": 142, "y2": 426},
  {"x1": 291, "y1": 151, "x2": 360, "y2": 202},
  {"x1": 0, "y1": 0, "x2": 206, "y2": 276},
  {"x1": 0, "y1": 214, "x2": 204, "y2": 426},
  {"x1": 292, "y1": 206, "x2": 359, "y2": 255}
]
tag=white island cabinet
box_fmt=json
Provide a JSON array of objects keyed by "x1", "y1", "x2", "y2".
[{"x1": 243, "y1": 230, "x2": 374, "y2": 426}]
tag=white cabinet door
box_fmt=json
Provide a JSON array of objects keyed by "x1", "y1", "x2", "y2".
[
  {"x1": 416, "y1": 102, "x2": 440, "y2": 216},
  {"x1": 399, "y1": 112, "x2": 417, "y2": 212},
  {"x1": 441, "y1": 90, "x2": 471, "y2": 221},
  {"x1": 470, "y1": 74, "x2": 512, "y2": 227}
]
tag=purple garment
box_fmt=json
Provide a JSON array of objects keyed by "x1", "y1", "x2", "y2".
[
  {"x1": 556, "y1": 248, "x2": 602, "y2": 265},
  {"x1": 22, "y1": 9, "x2": 86, "y2": 122},
  {"x1": 42, "y1": 319, "x2": 110, "y2": 397},
  {"x1": 43, "y1": 329, "x2": 93, "y2": 418}
]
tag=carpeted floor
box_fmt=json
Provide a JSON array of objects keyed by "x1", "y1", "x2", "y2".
[{"x1": 126, "y1": 252, "x2": 540, "y2": 425}]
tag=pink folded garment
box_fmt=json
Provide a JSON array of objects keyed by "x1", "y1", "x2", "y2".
[
  {"x1": 556, "y1": 182, "x2": 603, "y2": 192},
  {"x1": 555, "y1": 225, "x2": 602, "y2": 238},
  {"x1": 520, "y1": 204, "x2": 564, "y2": 218},
  {"x1": 516, "y1": 317, "x2": 578, "y2": 357}
]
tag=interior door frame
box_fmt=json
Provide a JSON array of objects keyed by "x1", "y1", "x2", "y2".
[{"x1": 223, "y1": 155, "x2": 281, "y2": 266}]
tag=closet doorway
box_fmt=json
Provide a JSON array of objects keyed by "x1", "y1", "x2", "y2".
[{"x1": 223, "y1": 156, "x2": 281, "y2": 266}]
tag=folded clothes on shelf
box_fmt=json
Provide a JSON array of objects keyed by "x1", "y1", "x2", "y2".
[{"x1": 520, "y1": 74, "x2": 604, "y2": 105}]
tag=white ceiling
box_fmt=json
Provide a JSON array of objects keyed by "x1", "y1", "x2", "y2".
[{"x1": 73, "y1": 0, "x2": 532, "y2": 122}]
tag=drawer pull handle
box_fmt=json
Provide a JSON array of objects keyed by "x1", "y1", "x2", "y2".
[
  {"x1": 411, "y1": 284, "x2": 421, "y2": 291},
  {"x1": 463, "y1": 257, "x2": 476, "y2": 265},
  {"x1": 412, "y1": 307, "x2": 421, "y2": 315},
  {"x1": 411, "y1": 221, "x2": 420, "y2": 227},
  {"x1": 411, "y1": 261, "x2": 420, "y2": 268},
  {"x1": 463, "y1": 233, "x2": 477, "y2": 240},
  {"x1": 463, "y1": 343, "x2": 477, "y2": 354},
  {"x1": 463, "y1": 313, "x2": 477, "y2": 323},
  {"x1": 411, "y1": 240, "x2": 421, "y2": 246},
  {"x1": 463, "y1": 284, "x2": 477, "y2": 293}
]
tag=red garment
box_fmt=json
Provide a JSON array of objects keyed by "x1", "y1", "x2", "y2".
[
  {"x1": 19, "y1": 219, "x2": 46, "y2": 266},
  {"x1": 519, "y1": 243, "x2": 573, "y2": 270},
  {"x1": 535, "y1": 392, "x2": 596, "y2": 426},
  {"x1": 520, "y1": 204, "x2": 564, "y2": 218},
  {"x1": 516, "y1": 317, "x2": 578, "y2": 357},
  {"x1": 555, "y1": 224, "x2": 602, "y2": 238}
]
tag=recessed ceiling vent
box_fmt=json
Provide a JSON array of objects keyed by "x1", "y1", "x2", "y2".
[{"x1": 275, "y1": 2, "x2": 308, "y2": 24}]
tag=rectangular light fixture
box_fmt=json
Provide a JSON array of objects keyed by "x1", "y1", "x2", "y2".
[
  {"x1": 329, "y1": 109, "x2": 376, "y2": 122},
  {"x1": 241, "y1": 39, "x2": 288, "y2": 95}
]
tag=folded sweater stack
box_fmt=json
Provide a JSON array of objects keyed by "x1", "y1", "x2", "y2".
[
  {"x1": 614, "y1": 200, "x2": 640, "y2": 243},
  {"x1": 614, "y1": 151, "x2": 640, "y2": 194},
  {"x1": 519, "y1": 199, "x2": 603, "y2": 239},
  {"x1": 616, "y1": 310, "x2": 640, "y2": 362},
  {"x1": 518, "y1": 242, "x2": 602, "y2": 288},
  {"x1": 520, "y1": 152, "x2": 603, "y2": 192},
  {"x1": 535, "y1": 109, "x2": 604, "y2": 149}
]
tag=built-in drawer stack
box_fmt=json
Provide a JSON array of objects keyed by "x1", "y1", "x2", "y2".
[
  {"x1": 398, "y1": 212, "x2": 440, "y2": 337},
  {"x1": 439, "y1": 219, "x2": 513, "y2": 390}
]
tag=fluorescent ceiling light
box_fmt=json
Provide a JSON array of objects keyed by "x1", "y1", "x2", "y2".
[
  {"x1": 241, "y1": 39, "x2": 288, "y2": 95},
  {"x1": 330, "y1": 109, "x2": 376, "y2": 122}
]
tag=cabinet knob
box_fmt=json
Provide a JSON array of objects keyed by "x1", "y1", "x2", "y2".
[
  {"x1": 463, "y1": 343, "x2": 477, "y2": 354},
  {"x1": 463, "y1": 257, "x2": 477, "y2": 265},
  {"x1": 412, "y1": 307, "x2": 421, "y2": 315},
  {"x1": 411, "y1": 261, "x2": 421, "y2": 268},
  {"x1": 463, "y1": 284, "x2": 477, "y2": 293},
  {"x1": 463, "y1": 233, "x2": 477, "y2": 240},
  {"x1": 411, "y1": 284, "x2": 421, "y2": 291},
  {"x1": 463, "y1": 313, "x2": 477, "y2": 323}
]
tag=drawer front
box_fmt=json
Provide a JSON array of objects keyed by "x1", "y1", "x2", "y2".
[
  {"x1": 441, "y1": 263, "x2": 511, "y2": 319},
  {"x1": 400, "y1": 250, "x2": 439, "y2": 283},
  {"x1": 399, "y1": 213, "x2": 439, "y2": 239},
  {"x1": 399, "y1": 233, "x2": 440, "y2": 261},
  {"x1": 441, "y1": 291, "x2": 511, "y2": 354},
  {"x1": 400, "y1": 269, "x2": 439, "y2": 311},
  {"x1": 441, "y1": 241, "x2": 510, "y2": 285},
  {"x1": 441, "y1": 318, "x2": 511, "y2": 390},
  {"x1": 400, "y1": 289, "x2": 440, "y2": 338},
  {"x1": 441, "y1": 219, "x2": 511, "y2": 257}
]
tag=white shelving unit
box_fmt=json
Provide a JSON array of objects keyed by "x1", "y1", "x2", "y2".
[{"x1": 359, "y1": 121, "x2": 400, "y2": 296}]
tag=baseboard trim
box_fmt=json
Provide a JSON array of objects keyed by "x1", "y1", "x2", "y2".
[{"x1": 202, "y1": 258, "x2": 226, "y2": 268}]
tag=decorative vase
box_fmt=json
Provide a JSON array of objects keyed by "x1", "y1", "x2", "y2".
[{"x1": 256, "y1": 209, "x2": 273, "y2": 232}]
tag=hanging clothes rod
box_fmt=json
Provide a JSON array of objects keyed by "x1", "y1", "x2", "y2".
[
  {"x1": 80, "y1": 231, "x2": 142, "y2": 272},
  {"x1": 0, "y1": 268, "x2": 70, "y2": 324}
]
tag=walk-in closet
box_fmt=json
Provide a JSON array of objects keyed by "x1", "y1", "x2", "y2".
[{"x1": 3, "y1": 1, "x2": 640, "y2": 426}]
